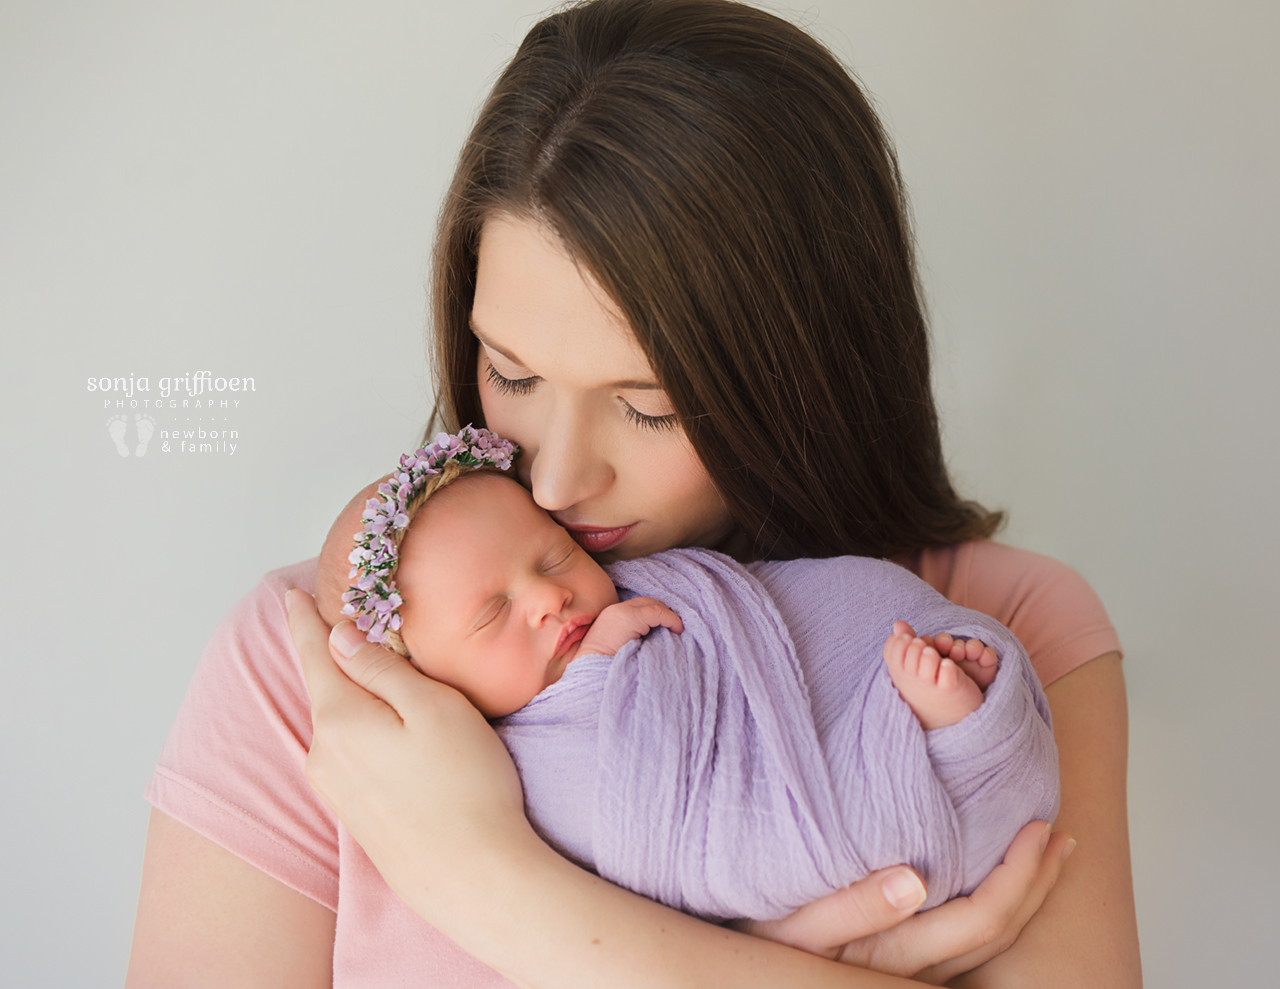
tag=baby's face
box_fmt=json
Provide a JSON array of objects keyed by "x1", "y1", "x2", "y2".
[{"x1": 396, "y1": 472, "x2": 619, "y2": 718}]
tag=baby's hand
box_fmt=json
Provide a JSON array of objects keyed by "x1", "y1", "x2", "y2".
[{"x1": 578, "y1": 597, "x2": 683, "y2": 658}]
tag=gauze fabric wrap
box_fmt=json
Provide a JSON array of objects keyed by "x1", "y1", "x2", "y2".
[{"x1": 495, "y1": 549, "x2": 1059, "y2": 921}]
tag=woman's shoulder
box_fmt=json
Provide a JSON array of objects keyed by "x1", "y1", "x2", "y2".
[
  {"x1": 262, "y1": 557, "x2": 319, "y2": 595},
  {"x1": 181, "y1": 557, "x2": 318, "y2": 706},
  {"x1": 899, "y1": 541, "x2": 1122, "y2": 685},
  {"x1": 195, "y1": 558, "x2": 318, "y2": 690}
]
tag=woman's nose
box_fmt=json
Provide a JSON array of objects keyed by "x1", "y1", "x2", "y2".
[{"x1": 528, "y1": 403, "x2": 615, "y2": 513}]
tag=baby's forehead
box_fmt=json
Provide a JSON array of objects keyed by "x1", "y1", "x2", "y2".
[
  {"x1": 404, "y1": 471, "x2": 554, "y2": 572},
  {"x1": 418, "y1": 470, "x2": 538, "y2": 531}
]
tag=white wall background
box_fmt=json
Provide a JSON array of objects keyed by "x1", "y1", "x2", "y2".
[{"x1": 1, "y1": 1, "x2": 1275, "y2": 984}]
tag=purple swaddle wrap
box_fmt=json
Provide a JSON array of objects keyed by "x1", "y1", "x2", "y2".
[{"x1": 495, "y1": 549, "x2": 1058, "y2": 921}]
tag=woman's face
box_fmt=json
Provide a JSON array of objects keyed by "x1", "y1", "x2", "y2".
[{"x1": 473, "y1": 213, "x2": 732, "y2": 562}]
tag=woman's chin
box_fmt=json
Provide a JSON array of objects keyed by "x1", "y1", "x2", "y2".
[{"x1": 590, "y1": 538, "x2": 647, "y2": 564}]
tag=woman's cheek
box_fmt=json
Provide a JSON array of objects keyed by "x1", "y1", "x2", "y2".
[
  {"x1": 478, "y1": 376, "x2": 537, "y2": 487},
  {"x1": 619, "y1": 433, "x2": 732, "y2": 550}
]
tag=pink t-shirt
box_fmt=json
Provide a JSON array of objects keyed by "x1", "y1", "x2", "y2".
[{"x1": 145, "y1": 542, "x2": 1121, "y2": 988}]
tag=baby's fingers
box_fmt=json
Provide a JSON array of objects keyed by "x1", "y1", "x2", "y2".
[
  {"x1": 649, "y1": 602, "x2": 684, "y2": 634},
  {"x1": 628, "y1": 597, "x2": 684, "y2": 634},
  {"x1": 624, "y1": 593, "x2": 686, "y2": 632}
]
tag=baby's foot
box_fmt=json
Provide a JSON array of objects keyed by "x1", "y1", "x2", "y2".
[
  {"x1": 134, "y1": 413, "x2": 156, "y2": 456},
  {"x1": 919, "y1": 627, "x2": 999, "y2": 691},
  {"x1": 107, "y1": 414, "x2": 130, "y2": 457},
  {"x1": 883, "y1": 623, "x2": 985, "y2": 731}
]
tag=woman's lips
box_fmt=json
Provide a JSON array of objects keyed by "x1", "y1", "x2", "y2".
[{"x1": 561, "y1": 522, "x2": 637, "y2": 554}]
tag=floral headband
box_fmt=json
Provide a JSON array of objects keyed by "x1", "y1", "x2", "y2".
[{"x1": 342, "y1": 424, "x2": 520, "y2": 647}]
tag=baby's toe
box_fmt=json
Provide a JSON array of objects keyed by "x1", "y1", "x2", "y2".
[{"x1": 918, "y1": 645, "x2": 941, "y2": 682}]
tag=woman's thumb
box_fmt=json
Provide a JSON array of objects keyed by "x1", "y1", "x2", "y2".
[{"x1": 329, "y1": 620, "x2": 422, "y2": 704}]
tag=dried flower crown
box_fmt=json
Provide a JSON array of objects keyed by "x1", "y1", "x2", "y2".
[{"x1": 341, "y1": 424, "x2": 519, "y2": 646}]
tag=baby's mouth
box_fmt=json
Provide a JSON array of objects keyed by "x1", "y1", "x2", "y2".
[{"x1": 553, "y1": 614, "x2": 594, "y2": 659}]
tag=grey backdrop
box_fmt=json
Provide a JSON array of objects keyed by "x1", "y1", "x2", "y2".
[{"x1": 1, "y1": 1, "x2": 1276, "y2": 985}]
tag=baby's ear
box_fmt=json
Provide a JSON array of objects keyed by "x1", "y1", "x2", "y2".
[{"x1": 315, "y1": 477, "x2": 389, "y2": 627}]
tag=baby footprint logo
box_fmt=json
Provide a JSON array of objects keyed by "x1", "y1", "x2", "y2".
[
  {"x1": 107, "y1": 414, "x2": 130, "y2": 457},
  {"x1": 135, "y1": 414, "x2": 156, "y2": 457}
]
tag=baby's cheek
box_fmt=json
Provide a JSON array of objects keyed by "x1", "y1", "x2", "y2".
[
  {"x1": 472, "y1": 672, "x2": 540, "y2": 720},
  {"x1": 400, "y1": 630, "x2": 456, "y2": 687}
]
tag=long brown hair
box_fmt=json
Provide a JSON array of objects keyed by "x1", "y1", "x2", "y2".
[{"x1": 431, "y1": 0, "x2": 1002, "y2": 560}]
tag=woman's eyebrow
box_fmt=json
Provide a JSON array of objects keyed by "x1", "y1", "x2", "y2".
[{"x1": 470, "y1": 320, "x2": 529, "y2": 369}]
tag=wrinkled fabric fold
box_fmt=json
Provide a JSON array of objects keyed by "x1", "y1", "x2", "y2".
[{"x1": 497, "y1": 549, "x2": 1058, "y2": 921}]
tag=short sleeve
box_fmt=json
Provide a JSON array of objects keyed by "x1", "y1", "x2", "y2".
[
  {"x1": 900, "y1": 541, "x2": 1122, "y2": 687},
  {"x1": 144, "y1": 558, "x2": 340, "y2": 911}
]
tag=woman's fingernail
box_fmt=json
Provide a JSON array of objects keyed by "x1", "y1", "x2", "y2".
[
  {"x1": 1061, "y1": 839, "x2": 1077, "y2": 863},
  {"x1": 331, "y1": 621, "x2": 366, "y2": 659},
  {"x1": 882, "y1": 870, "x2": 927, "y2": 911},
  {"x1": 1040, "y1": 822, "x2": 1053, "y2": 853},
  {"x1": 284, "y1": 589, "x2": 297, "y2": 614}
]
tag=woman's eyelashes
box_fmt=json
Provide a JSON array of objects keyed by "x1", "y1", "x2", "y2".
[
  {"x1": 485, "y1": 361, "x2": 538, "y2": 396},
  {"x1": 484, "y1": 356, "x2": 677, "y2": 432},
  {"x1": 621, "y1": 401, "x2": 678, "y2": 433}
]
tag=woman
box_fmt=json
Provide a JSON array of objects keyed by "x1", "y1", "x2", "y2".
[{"x1": 127, "y1": 1, "x2": 1140, "y2": 985}]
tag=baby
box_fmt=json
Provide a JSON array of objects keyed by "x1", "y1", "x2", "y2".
[
  {"x1": 316, "y1": 428, "x2": 1057, "y2": 921},
  {"x1": 323, "y1": 460, "x2": 995, "y2": 729}
]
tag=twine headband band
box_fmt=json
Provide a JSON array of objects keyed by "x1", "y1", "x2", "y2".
[{"x1": 342, "y1": 425, "x2": 520, "y2": 654}]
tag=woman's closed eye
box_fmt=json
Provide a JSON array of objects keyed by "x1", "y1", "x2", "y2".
[
  {"x1": 621, "y1": 401, "x2": 677, "y2": 433},
  {"x1": 485, "y1": 361, "x2": 538, "y2": 397},
  {"x1": 484, "y1": 352, "x2": 677, "y2": 432}
]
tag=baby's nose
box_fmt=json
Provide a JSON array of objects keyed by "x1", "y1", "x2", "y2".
[{"x1": 530, "y1": 578, "x2": 572, "y2": 623}]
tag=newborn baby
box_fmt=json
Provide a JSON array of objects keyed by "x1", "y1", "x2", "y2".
[
  {"x1": 316, "y1": 430, "x2": 1057, "y2": 921},
  {"x1": 336, "y1": 468, "x2": 995, "y2": 729}
]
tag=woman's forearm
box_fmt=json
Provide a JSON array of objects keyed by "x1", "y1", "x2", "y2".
[
  {"x1": 949, "y1": 653, "x2": 1142, "y2": 988},
  {"x1": 398, "y1": 818, "x2": 932, "y2": 989}
]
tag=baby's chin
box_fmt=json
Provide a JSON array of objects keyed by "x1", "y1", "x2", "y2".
[
  {"x1": 544, "y1": 634, "x2": 595, "y2": 690},
  {"x1": 545, "y1": 648, "x2": 576, "y2": 688}
]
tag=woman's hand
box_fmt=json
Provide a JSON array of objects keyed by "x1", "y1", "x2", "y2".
[
  {"x1": 285, "y1": 589, "x2": 532, "y2": 920},
  {"x1": 736, "y1": 821, "x2": 1074, "y2": 984}
]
